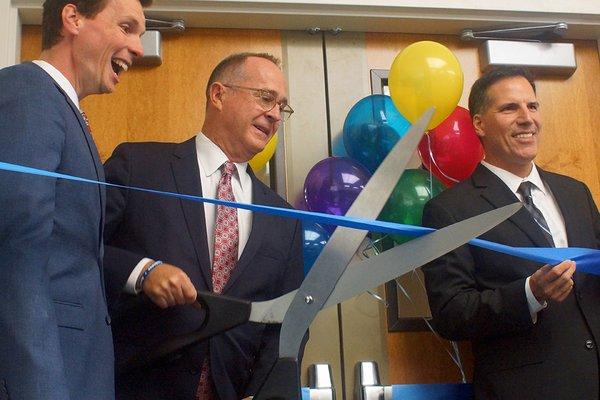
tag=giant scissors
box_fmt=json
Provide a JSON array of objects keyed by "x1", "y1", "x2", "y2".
[{"x1": 119, "y1": 109, "x2": 521, "y2": 398}]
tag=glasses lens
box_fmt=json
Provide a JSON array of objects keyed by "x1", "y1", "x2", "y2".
[
  {"x1": 280, "y1": 105, "x2": 294, "y2": 122},
  {"x1": 257, "y1": 91, "x2": 277, "y2": 111}
]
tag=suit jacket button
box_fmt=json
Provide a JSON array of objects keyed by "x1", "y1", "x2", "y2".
[
  {"x1": 189, "y1": 368, "x2": 200, "y2": 375},
  {"x1": 105, "y1": 315, "x2": 112, "y2": 325},
  {"x1": 585, "y1": 339, "x2": 595, "y2": 350}
]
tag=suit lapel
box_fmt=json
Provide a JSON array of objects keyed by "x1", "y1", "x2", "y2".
[
  {"x1": 539, "y1": 169, "x2": 589, "y2": 285},
  {"x1": 223, "y1": 169, "x2": 269, "y2": 293},
  {"x1": 52, "y1": 81, "x2": 106, "y2": 225},
  {"x1": 472, "y1": 164, "x2": 550, "y2": 247},
  {"x1": 540, "y1": 169, "x2": 583, "y2": 247},
  {"x1": 170, "y1": 138, "x2": 213, "y2": 290}
]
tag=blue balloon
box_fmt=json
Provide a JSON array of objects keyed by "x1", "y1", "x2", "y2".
[
  {"x1": 343, "y1": 95, "x2": 411, "y2": 173},
  {"x1": 302, "y1": 221, "x2": 330, "y2": 275}
]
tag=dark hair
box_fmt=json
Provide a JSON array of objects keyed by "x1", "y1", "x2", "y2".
[
  {"x1": 42, "y1": 0, "x2": 153, "y2": 50},
  {"x1": 468, "y1": 67, "x2": 536, "y2": 118},
  {"x1": 205, "y1": 52, "x2": 281, "y2": 99}
]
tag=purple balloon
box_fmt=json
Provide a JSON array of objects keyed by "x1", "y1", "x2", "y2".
[
  {"x1": 303, "y1": 157, "x2": 371, "y2": 222},
  {"x1": 294, "y1": 193, "x2": 308, "y2": 211}
]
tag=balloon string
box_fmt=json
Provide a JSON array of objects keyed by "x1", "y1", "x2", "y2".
[
  {"x1": 425, "y1": 133, "x2": 460, "y2": 184},
  {"x1": 425, "y1": 132, "x2": 434, "y2": 198},
  {"x1": 410, "y1": 269, "x2": 467, "y2": 382},
  {"x1": 394, "y1": 277, "x2": 466, "y2": 382},
  {"x1": 364, "y1": 237, "x2": 467, "y2": 382}
]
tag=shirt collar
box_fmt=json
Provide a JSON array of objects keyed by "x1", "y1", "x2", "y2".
[
  {"x1": 481, "y1": 161, "x2": 547, "y2": 195},
  {"x1": 195, "y1": 133, "x2": 250, "y2": 187},
  {"x1": 32, "y1": 60, "x2": 80, "y2": 110}
]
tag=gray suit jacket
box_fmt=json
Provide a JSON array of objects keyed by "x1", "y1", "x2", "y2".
[
  {"x1": 0, "y1": 63, "x2": 114, "y2": 400},
  {"x1": 423, "y1": 163, "x2": 600, "y2": 399}
]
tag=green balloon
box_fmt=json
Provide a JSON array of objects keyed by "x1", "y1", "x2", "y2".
[{"x1": 377, "y1": 169, "x2": 445, "y2": 246}]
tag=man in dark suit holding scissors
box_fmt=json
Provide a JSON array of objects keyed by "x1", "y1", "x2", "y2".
[{"x1": 103, "y1": 52, "x2": 304, "y2": 400}]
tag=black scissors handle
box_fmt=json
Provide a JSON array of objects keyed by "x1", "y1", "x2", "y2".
[{"x1": 118, "y1": 291, "x2": 251, "y2": 374}]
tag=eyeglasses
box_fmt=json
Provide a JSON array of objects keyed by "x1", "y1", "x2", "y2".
[{"x1": 222, "y1": 84, "x2": 294, "y2": 122}]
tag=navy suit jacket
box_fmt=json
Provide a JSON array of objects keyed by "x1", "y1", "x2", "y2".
[
  {"x1": 103, "y1": 138, "x2": 303, "y2": 400},
  {"x1": 0, "y1": 63, "x2": 113, "y2": 399},
  {"x1": 423, "y1": 164, "x2": 600, "y2": 399}
]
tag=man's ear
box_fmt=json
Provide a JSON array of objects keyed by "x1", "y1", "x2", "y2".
[
  {"x1": 61, "y1": 4, "x2": 82, "y2": 36},
  {"x1": 472, "y1": 114, "x2": 485, "y2": 138},
  {"x1": 208, "y1": 82, "x2": 226, "y2": 111}
]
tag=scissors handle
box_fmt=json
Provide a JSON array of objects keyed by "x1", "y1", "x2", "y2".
[{"x1": 117, "y1": 291, "x2": 251, "y2": 374}]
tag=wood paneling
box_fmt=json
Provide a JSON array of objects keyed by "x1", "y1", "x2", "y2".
[
  {"x1": 21, "y1": 26, "x2": 282, "y2": 161},
  {"x1": 366, "y1": 32, "x2": 600, "y2": 385}
]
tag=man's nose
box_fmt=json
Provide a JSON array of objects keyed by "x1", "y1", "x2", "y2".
[
  {"x1": 130, "y1": 35, "x2": 144, "y2": 59},
  {"x1": 516, "y1": 106, "x2": 534, "y2": 124},
  {"x1": 265, "y1": 104, "x2": 282, "y2": 122}
]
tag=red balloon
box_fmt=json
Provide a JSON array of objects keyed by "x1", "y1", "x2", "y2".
[{"x1": 418, "y1": 106, "x2": 484, "y2": 187}]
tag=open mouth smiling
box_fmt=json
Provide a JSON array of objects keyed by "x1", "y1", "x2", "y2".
[
  {"x1": 111, "y1": 58, "x2": 130, "y2": 75},
  {"x1": 513, "y1": 131, "x2": 536, "y2": 139}
]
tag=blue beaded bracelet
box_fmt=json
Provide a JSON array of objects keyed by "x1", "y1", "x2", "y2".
[{"x1": 139, "y1": 260, "x2": 163, "y2": 289}]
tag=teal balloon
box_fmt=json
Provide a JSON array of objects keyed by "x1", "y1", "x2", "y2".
[
  {"x1": 343, "y1": 95, "x2": 411, "y2": 173},
  {"x1": 378, "y1": 169, "x2": 445, "y2": 245}
]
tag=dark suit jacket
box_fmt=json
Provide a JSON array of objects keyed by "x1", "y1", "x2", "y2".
[
  {"x1": 103, "y1": 138, "x2": 304, "y2": 400},
  {"x1": 0, "y1": 63, "x2": 113, "y2": 399},
  {"x1": 423, "y1": 163, "x2": 600, "y2": 400}
]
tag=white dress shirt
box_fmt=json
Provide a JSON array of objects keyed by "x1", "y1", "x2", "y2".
[
  {"x1": 32, "y1": 60, "x2": 80, "y2": 110},
  {"x1": 125, "y1": 133, "x2": 253, "y2": 293},
  {"x1": 481, "y1": 161, "x2": 568, "y2": 322}
]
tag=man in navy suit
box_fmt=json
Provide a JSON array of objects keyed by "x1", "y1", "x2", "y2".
[
  {"x1": 0, "y1": 0, "x2": 148, "y2": 398},
  {"x1": 423, "y1": 67, "x2": 600, "y2": 399},
  {"x1": 103, "y1": 53, "x2": 304, "y2": 399}
]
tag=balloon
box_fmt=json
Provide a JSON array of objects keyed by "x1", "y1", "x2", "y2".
[
  {"x1": 302, "y1": 221, "x2": 330, "y2": 275},
  {"x1": 294, "y1": 194, "x2": 308, "y2": 211},
  {"x1": 343, "y1": 95, "x2": 411, "y2": 173},
  {"x1": 388, "y1": 41, "x2": 464, "y2": 130},
  {"x1": 418, "y1": 106, "x2": 484, "y2": 187},
  {"x1": 303, "y1": 157, "x2": 371, "y2": 232},
  {"x1": 249, "y1": 134, "x2": 278, "y2": 171},
  {"x1": 378, "y1": 169, "x2": 445, "y2": 245}
]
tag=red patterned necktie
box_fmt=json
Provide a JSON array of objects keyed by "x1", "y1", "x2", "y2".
[
  {"x1": 196, "y1": 161, "x2": 239, "y2": 400},
  {"x1": 81, "y1": 110, "x2": 92, "y2": 133}
]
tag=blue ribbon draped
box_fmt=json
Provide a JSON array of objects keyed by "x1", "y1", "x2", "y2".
[{"x1": 1, "y1": 160, "x2": 599, "y2": 275}]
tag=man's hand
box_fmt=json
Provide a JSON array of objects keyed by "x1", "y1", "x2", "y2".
[
  {"x1": 529, "y1": 260, "x2": 576, "y2": 303},
  {"x1": 142, "y1": 262, "x2": 197, "y2": 308}
]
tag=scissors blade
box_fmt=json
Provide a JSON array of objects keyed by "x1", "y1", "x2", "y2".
[
  {"x1": 249, "y1": 202, "x2": 521, "y2": 323},
  {"x1": 275, "y1": 108, "x2": 434, "y2": 357},
  {"x1": 249, "y1": 290, "x2": 297, "y2": 324},
  {"x1": 324, "y1": 202, "x2": 521, "y2": 308}
]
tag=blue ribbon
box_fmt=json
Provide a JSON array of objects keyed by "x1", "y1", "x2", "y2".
[
  {"x1": 1, "y1": 160, "x2": 599, "y2": 275},
  {"x1": 392, "y1": 383, "x2": 473, "y2": 400}
]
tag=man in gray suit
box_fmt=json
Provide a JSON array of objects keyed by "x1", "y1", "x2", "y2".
[
  {"x1": 0, "y1": 0, "x2": 148, "y2": 398},
  {"x1": 423, "y1": 67, "x2": 600, "y2": 399}
]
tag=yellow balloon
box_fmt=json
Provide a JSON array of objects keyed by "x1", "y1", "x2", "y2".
[
  {"x1": 249, "y1": 134, "x2": 278, "y2": 171},
  {"x1": 388, "y1": 41, "x2": 464, "y2": 130}
]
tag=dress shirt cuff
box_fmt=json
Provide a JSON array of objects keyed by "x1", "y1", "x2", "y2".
[
  {"x1": 124, "y1": 257, "x2": 153, "y2": 295},
  {"x1": 525, "y1": 276, "x2": 548, "y2": 323}
]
